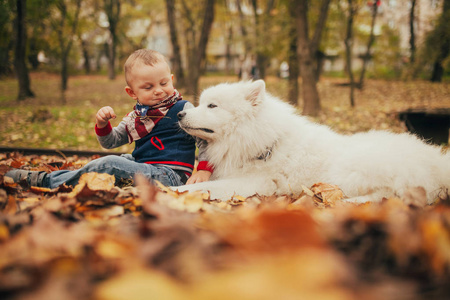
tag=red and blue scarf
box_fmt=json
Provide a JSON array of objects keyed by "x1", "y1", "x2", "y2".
[{"x1": 124, "y1": 89, "x2": 181, "y2": 143}]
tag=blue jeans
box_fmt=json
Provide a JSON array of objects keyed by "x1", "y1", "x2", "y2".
[{"x1": 41, "y1": 154, "x2": 185, "y2": 189}]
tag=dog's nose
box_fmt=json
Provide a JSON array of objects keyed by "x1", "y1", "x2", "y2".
[{"x1": 177, "y1": 111, "x2": 186, "y2": 120}]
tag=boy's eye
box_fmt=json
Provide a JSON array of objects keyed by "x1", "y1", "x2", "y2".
[
  {"x1": 208, "y1": 103, "x2": 217, "y2": 108},
  {"x1": 161, "y1": 82, "x2": 167, "y2": 86}
]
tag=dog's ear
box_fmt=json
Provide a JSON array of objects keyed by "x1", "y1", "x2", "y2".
[{"x1": 246, "y1": 80, "x2": 265, "y2": 106}]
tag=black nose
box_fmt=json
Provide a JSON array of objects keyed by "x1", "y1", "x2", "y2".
[{"x1": 177, "y1": 111, "x2": 186, "y2": 120}]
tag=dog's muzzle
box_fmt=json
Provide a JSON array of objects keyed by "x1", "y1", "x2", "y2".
[{"x1": 177, "y1": 111, "x2": 215, "y2": 134}]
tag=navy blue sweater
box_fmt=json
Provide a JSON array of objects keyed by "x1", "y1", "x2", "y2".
[{"x1": 96, "y1": 100, "x2": 206, "y2": 175}]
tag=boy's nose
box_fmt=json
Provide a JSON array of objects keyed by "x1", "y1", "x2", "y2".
[{"x1": 177, "y1": 111, "x2": 186, "y2": 120}]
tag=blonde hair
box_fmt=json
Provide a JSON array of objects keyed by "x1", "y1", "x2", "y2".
[{"x1": 124, "y1": 49, "x2": 169, "y2": 85}]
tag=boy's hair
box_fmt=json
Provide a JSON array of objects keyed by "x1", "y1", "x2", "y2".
[{"x1": 124, "y1": 49, "x2": 169, "y2": 85}]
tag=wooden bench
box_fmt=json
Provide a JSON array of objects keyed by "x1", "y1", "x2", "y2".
[{"x1": 397, "y1": 108, "x2": 450, "y2": 145}]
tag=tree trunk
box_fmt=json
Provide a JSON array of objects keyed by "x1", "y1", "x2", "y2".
[
  {"x1": 185, "y1": 0, "x2": 215, "y2": 102},
  {"x1": 236, "y1": 0, "x2": 251, "y2": 79},
  {"x1": 430, "y1": 62, "x2": 444, "y2": 82},
  {"x1": 105, "y1": 0, "x2": 121, "y2": 80},
  {"x1": 409, "y1": 0, "x2": 417, "y2": 63},
  {"x1": 344, "y1": 0, "x2": 357, "y2": 107},
  {"x1": 225, "y1": 25, "x2": 233, "y2": 75},
  {"x1": 287, "y1": 0, "x2": 299, "y2": 106},
  {"x1": 311, "y1": 0, "x2": 331, "y2": 82},
  {"x1": 13, "y1": 0, "x2": 34, "y2": 101},
  {"x1": 236, "y1": 0, "x2": 251, "y2": 55},
  {"x1": 165, "y1": 0, "x2": 185, "y2": 88},
  {"x1": 251, "y1": 0, "x2": 275, "y2": 80},
  {"x1": 55, "y1": 0, "x2": 81, "y2": 96},
  {"x1": 107, "y1": 39, "x2": 116, "y2": 80},
  {"x1": 28, "y1": 37, "x2": 39, "y2": 70},
  {"x1": 0, "y1": 1, "x2": 12, "y2": 76},
  {"x1": 61, "y1": 51, "x2": 69, "y2": 92},
  {"x1": 295, "y1": 0, "x2": 331, "y2": 116},
  {"x1": 81, "y1": 39, "x2": 91, "y2": 74},
  {"x1": 430, "y1": 0, "x2": 450, "y2": 82},
  {"x1": 358, "y1": 0, "x2": 379, "y2": 89}
]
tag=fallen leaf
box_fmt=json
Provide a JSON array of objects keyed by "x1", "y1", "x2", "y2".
[{"x1": 310, "y1": 182, "x2": 346, "y2": 205}]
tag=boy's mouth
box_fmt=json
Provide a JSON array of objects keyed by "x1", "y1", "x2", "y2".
[{"x1": 155, "y1": 96, "x2": 167, "y2": 102}]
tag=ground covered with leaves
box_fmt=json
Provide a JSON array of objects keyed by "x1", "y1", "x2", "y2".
[{"x1": 1, "y1": 152, "x2": 450, "y2": 300}]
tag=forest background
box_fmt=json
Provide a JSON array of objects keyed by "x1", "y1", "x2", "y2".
[{"x1": 0, "y1": 0, "x2": 449, "y2": 152}]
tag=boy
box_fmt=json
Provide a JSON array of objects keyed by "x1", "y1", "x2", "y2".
[{"x1": 6, "y1": 49, "x2": 212, "y2": 188}]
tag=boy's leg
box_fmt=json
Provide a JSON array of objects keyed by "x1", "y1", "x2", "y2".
[{"x1": 43, "y1": 155, "x2": 184, "y2": 188}]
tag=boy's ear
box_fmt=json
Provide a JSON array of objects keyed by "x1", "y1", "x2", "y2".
[{"x1": 125, "y1": 86, "x2": 138, "y2": 100}]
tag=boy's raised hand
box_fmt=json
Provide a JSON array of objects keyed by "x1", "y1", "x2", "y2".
[{"x1": 96, "y1": 106, "x2": 116, "y2": 128}]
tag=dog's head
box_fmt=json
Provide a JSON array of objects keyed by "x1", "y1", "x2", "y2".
[{"x1": 177, "y1": 80, "x2": 266, "y2": 141}]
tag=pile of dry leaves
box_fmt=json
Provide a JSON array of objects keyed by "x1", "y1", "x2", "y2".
[{"x1": 0, "y1": 152, "x2": 449, "y2": 300}]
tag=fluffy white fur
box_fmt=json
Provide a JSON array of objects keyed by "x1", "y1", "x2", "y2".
[{"x1": 176, "y1": 80, "x2": 450, "y2": 203}]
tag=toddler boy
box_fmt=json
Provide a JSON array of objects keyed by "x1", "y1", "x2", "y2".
[{"x1": 7, "y1": 49, "x2": 212, "y2": 188}]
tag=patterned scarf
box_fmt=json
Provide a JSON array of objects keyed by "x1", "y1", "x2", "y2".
[{"x1": 124, "y1": 89, "x2": 181, "y2": 143}]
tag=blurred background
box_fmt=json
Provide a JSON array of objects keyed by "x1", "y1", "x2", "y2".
[{"x1": 0, "y1": 0, "x2": 449, "y2": 152}]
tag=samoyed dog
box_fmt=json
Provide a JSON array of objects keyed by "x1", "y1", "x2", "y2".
[{"x1": 176, "y1": 80, "x2": 450, "y2": 203}]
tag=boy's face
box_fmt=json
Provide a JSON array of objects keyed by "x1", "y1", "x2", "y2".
[{"x1": 125, "y1": 60, "x2": 175, "y2": 107}]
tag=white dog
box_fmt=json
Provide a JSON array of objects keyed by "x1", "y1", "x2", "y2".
[{"x1": 176, "y1": 80, "x2": 450, "y2": 203}]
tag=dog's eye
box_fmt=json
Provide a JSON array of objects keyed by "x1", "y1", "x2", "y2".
[{"x1": 208, "y1": 103, "x2": 217, "y2": 108}]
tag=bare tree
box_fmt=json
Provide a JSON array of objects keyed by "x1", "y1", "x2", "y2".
[
  {"x1": 236, "y1": 0, "x2": 251, "y2": 59},
  {"x1": 409, "y1": 0, "x2": 417, "y2": 63},
  {"x1": 52, "y1": 0, "x2": 82, "y2": 98},
  {"x1": 294, "y1": 0, "x2": 331, "y2": 116},
  {"x1": 13, "y1": 0, "x2": 35, "y2": 101},
  {"x1": 80, "y1": 38, "x2": 91, "y2": 74},
  {"x1": 191, "y1": 0, "x2": 215, "y2": 97},
  {"x1": 166, "y1": 0, "x2": 185, "y2": 88},
  {"x1": 358, "y1": 0, "x2": 379, "y2": 89},
  {"x1": 0, "y1": 1, "x2": 13, "y2": 76},
  {"x1": 430, "y1": 0, "x2": 450, "y2": 82},
  {"x1": 178, "y1": 0, "x2": 215, "y2": 100},
  {"x1": 287, "y1": 1, "x2": 299, "y2": 106},
  {"x1": 251, "y1": 0, "x2": 275, "y2": 79},
  {"x1": 343, "y1": 0, "x2": 359, "y2": 107},
  {"x1": 104, "y1": 0, "x2": 121, "y2": 80}
]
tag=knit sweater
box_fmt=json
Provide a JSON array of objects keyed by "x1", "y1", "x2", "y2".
[{"x1": 95, "y1": 101, "x2": 213, "y2": 176}]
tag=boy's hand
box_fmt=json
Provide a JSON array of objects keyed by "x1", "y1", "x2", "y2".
[
  {"x1": 96, "y1": 106, "x2": 116, "y2": 128},
  {"x1": 186, "y1": 170, "x2": 211, "y2": 184}
]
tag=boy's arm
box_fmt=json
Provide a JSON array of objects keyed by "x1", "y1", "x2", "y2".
[
  {"x1": 95, "y1": 120, "x2": 129, "y2": 149},
  {"x1": 187, "y1": 137, "x2": 214, "y2": 184},
  {"x1": 196, "y1": 138, "x2": 214, "y2": 173},
  {"x1": 181, "y1": 102, "x2": 213, "y2": 184}
]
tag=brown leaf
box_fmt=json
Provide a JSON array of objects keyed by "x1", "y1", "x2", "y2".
[
  {"x1": 310, "y1": 182, "x2": 346, "y2": 205},
  {"x1": 68, "y1": 172, "x2": 118, "y2": 202},
  {"x1": 10, "y1": 159, "x2": 24, "y2": 169}
]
